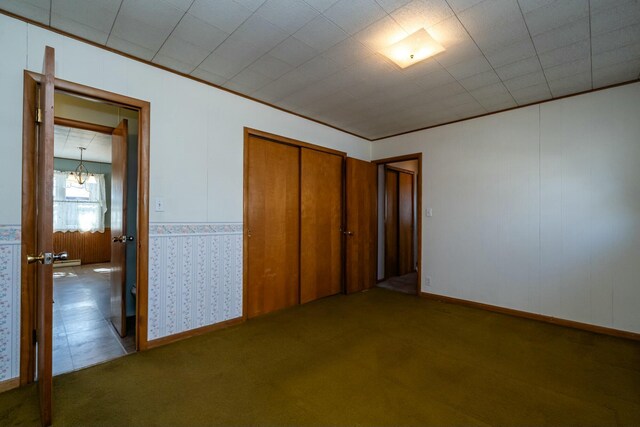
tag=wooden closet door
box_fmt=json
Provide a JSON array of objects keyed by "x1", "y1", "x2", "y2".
[
  {"x1": 246, "y1": 136, "x2": 300, "y2": 318},
  {"x1": 398, "y1": 171, "x2": 414, "y2": 275},
  {"x1": 300, "y1": 148, "x2": 342, "y2": 304},
  {"x1": 384, "y1": 169, "x2": 399, "y2": 278}
]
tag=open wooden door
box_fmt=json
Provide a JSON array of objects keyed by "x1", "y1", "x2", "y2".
[
  {"x1": 110, "y1": 119, "x2": 129, "y2": 337},
  {"x1": 344, "y1": 158, "x2": 377, "y2": 293},
  {"x1": 26, "y1": 46, "x2": 55, "y2": 427}
]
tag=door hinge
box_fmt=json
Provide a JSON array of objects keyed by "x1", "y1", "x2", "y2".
[
  {"x1": 32, "y1": 329, "x2": 37, "y2": 345},
  {"x1": 35, "y1": 108, "x2": 42, "y2": 123}
]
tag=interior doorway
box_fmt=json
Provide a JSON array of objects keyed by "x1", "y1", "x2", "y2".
[
  {"x1": 374, "y1": 154, "x2": 422, "y2": 295},
  {"x1": 50, "y1": 93, "x2": 139, "y2": 374}
]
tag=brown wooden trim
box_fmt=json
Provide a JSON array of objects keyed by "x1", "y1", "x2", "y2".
[
  {"x1": 385, "y1": 165, "x2": 415, "y2": 175},
  {"x1": 242, "y1": 129, "x2": 250, "y2": 321},
  {"x1": 373, "y1": 79, "x2": 640, "y2": 141},
  {"x1": 0, "y1": 378, "x2": 20, "y2": 393},
  {"x1": 21, "y1": 73, "x2": 151, "y2": 384},
  {"x1": 0, "y1": 9, "x2": 365, "y2": 141},
  {"x1": 375, "y1": 154, "x2": 422, "y2": 294},
  {"x1": 54, "y1": 117, "x2": 114, "y2": 134},
  {"x1": 244, "y1": 128, "x2": 347, "y2": 157},
  {"x1": 20, "y1": 71, "x2": 37, "y2": 385},
  {"x1": 421, "y1": 292, "x2": 640, "y2": 341},
  {"x1": 146, "y1": 317, "x2": 244, "y2": 350}
]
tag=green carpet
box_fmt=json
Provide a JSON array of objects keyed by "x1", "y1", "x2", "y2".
[{"x1": 1, "y1": 288, "x2": 639, "y2": 426}]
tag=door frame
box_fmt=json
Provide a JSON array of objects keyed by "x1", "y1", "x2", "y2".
[
  {"x1": 242, "y1": 128, "x2": 346, "y2": 320},
  {"x1": 20, "y1": 71, "x2": 151, "y2": 385},
  {"x1": 373, "y1": 153, "x2": 423, "y2": 295},
  {"x1": 383, "y1": 165, "x2": 415, "y2": 281}
]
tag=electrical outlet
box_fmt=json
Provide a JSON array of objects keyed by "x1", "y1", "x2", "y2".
[
  {"x1": 425, "y1": 276, "x2": 432, "y2": 287},
  {"x1": 155, "y1": 197, "x2": 165, "y2": 212}
]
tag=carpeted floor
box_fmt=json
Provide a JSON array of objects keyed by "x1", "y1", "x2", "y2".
[
  {"x1": 1, "y1": 288, "x2": 639, "y2": 426},
  {"x1": 377, "y1": 272, "x2": 418, "y2": 294}
]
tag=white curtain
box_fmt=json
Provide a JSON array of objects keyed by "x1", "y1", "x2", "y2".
[{"x1": 53, "y1": 170, "x2": 107, "y2": 233}]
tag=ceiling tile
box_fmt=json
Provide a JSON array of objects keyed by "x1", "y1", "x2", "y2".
[
  {"x1": 458, "y1": 70, "x2": 501, "y2": 91},
  {"x1": 477, "y1": 96, "x2": 517, "y2": 111},
  {"x1": 457, "y1": 0, "x2": 529, "y2": 51},
  {"x1": 354, "y1": 15, "x2": 407, "y2": 52},
  {"x1": 590, "y1": 1, "x2": 640, "y2": 36},
  {"x1": 294, "y1": 15, "x2": 349, "y2": 52},
  {"x1": 446, "y1": 0, "x2": 485, "y2": 14},
  {"x1": 523, "y1": 0, "x2": 588, "y2": 36},
  {"x1": 170, "y1": 14, "x2": 229, "y2": 51},
  {"x1": 269, "y1": 36, "x2": 318, "y2": 67},
  {"x1": 323, "y1": 0, "x2": 386, "y2": 35},
  {"x1": 592, "y1": 57, "x2": 640, "y2": 88},
  {"x1": 547, "y1": 70, "x2": 591, "y2": 96},
  {"x1": 188, "y1": 0, "x2": 253, "y2": 33},
  {"x1": 256, "y1": 0, "x2": 319, "y2": 33},
  {"x1": 154, "y1": 51, "x2": 197, "y2": 74},
  {"x1": 107, "y1": 34, "x2": 156, "y2": 60},
  {"x1": 375, "y1": 0, "x2": 411, "y2": 13},
  {"x1": 154, "y1": 36, "x2": 211, "y2": 73},
  {"x1": 591, "y1": 23, "x2": 640, "y2": 54},
  {"x1": 495, "y1": 55, "x2": 542, "y2": 80},
  {"x1": 469, "y1": 81, "x2": 512, "y2": 99},
  {"x1": 322, "y1": 37, "x2": 374, "y2": 68},
  {"x1": 190, "y1": 67, "x2": 228, "y2": 85},
  {"x1": 303, "y1": 0, "x2": 340, "y2": 12},
  {"x1": 227, "y1": 67, "x2": 274, "y2": 92},
  {"x1": 295, "y1": 55, "x2": 343, "y2": 81},
  {"x1": 518, "y1": 0, "x2": 554, "y2": 14},
  {"x1": 0, "y1": 0, "x2": 50, "y2": 25},
  {"x1": 109, "y1": 0, "x2": 185, "y2": 54},
  {"x1": 235, "y1": 0, "x2": 267, "y2": 11},
  {"x1": 510, "y1": 82, "x2": 552, "y2": 104},
  {"x1": 51, "y1": 0, "x2": 121, "y2": 44},
  {"x1": 484, "y1": 37, "x2": 537, "y2": 68},
  {"x1": 538, "y1": 38, "x2": 590, "y2": 68},
  {"x1": 225, "y1": 14, "x2": 289, "y2": 55},
  {"x1": 247, "y1": 54, "x2": 294, "y2": 79},
  {"x1": 413, "y1": 67, "x2": 457, "y2": 89},
  {"x1": 592, "y1": 42, "x2": 640, "y2": 70},
  {"x1": 503, "y1": 70, "x2": 547, "y2": 91},
  {"x1": 443, "y1": 55, "x2": 492, "y2": 80},
  {"x1": 199, "y1": 38, "x2": 265, "y2": 78},
  {"x1": 543, "y1": 57, "x2": 589, "y2": 81},
  {"x1": 390, "y1": 0, "x2": 454, "y2": 34},
  {"x1": 531, "y1": 16, "x2": 589, "y2": 54}
]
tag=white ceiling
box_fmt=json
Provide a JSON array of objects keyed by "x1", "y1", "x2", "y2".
[
  {"x1": 54, "y1": 125, "x2": 112, "y2": 163},
  {"x1": 2, "y1": 0, "x2": 639, "y2": 140}
]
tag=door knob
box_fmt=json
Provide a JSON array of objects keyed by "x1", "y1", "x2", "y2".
[
  {"x1": 53, "y1": 252, "x2": 68, "y2": 261},
  {"x1": 27, "y1": 252, "x2": 55, "y2": 264},
  {"x1": 113, "y1": 235, "x2": 134, "y2": 243},
  {"x1": 343, "y1": 231, "x2": 354, "y2": 236}
]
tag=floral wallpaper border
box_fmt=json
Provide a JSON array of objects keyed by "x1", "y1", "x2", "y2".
[
  {"x1": 0, "y1": 226, "x2": 20, "y2": 243},
  {"x1": 149, "y1": 223, "x2": 243, "y2": 236}
]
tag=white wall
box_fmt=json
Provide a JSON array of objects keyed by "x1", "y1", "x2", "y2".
[{"x1": 372, "y1": 83, "x2": 640, "y2": 334}]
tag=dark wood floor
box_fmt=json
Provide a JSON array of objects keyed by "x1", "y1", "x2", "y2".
[{"x1": 53, "y1": 263, "x2": 135, "y2": 375}]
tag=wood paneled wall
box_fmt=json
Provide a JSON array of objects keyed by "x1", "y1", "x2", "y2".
[{"x1": 53, "y1": 229, "x2": 111, "y2": 264}]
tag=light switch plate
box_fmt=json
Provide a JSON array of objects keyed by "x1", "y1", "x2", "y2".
[
  {"x1": 155, "y1": 197, "x2": 165, "y2": 212},
  {"x1": 426, "y1": 208, "x2": 433, "y2": 217}
]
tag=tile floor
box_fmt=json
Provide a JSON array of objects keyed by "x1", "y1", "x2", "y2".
[
  {"x1": 53, "y1": 263, "x2": 135, "y2": 375},
  {"x1": 376, "y1": 271, "x2": 418, "y2": 295}
]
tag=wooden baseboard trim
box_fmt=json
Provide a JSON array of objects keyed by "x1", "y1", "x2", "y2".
[
  {"x1": 0, "y1": 378, "x2": 20, "y2": 394},
  {"x1": 146, "y1": 317, "x2": 244, "y2": 350},
  {"x1": 420, "y1": 292, "x2": 640, "y2": 341}
]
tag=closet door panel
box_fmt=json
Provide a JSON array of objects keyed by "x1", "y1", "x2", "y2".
[
  {"x1": 247, "y1": 136, "x2": 300, "y2": 318},
  {"x1": 300, "y1": 149, "x2": 342, "y2": 304}
]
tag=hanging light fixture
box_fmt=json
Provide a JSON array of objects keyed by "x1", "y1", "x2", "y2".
[{"x1": 71, "y1": 147, "x2": 89, "y2": 185}]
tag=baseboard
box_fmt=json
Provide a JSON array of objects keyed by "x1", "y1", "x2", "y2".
[
  {"x1": 146, "y1": 317, "x2": 244, "y2": 350},
  {"x1": 0, "y1": 377, "x2": 19, "y2": 394},
  {"x1": 420, "y1": 292, "x2": 640, "y2": 341}
]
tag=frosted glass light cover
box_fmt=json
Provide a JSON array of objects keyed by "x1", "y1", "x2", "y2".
[{"x1": 380, "y1": 28, "x2": 445, "y2": 69}]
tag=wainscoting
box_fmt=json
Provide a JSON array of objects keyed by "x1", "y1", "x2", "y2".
[
  {"x1": 0, "y1": 226, "x2": 20, "y2": 383},
  {"x1": 148, "y1": 223, "x2": 243, "y2": 341},
  {"x1": 53, "y1": 228, "x2": 111, "y2": 264}
]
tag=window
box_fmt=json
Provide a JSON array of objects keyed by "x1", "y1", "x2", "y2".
[{"x1": 53, "y1": 170, "x2": 107, "y2": 233}]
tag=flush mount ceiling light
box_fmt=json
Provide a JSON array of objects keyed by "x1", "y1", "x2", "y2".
[{"x1": 380, "y1": 28, "x2": 445, "y2": 69}]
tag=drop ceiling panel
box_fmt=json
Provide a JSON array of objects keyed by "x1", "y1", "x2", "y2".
[{"x1": 3, "y1": 0, "x2": 639, "y2": 139}]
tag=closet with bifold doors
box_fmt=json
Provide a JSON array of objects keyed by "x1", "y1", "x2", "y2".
[{"x1": 245, "y1": 132, "x2": 343, "y2": 318}]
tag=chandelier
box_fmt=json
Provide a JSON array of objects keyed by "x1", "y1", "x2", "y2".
[{"x1": 70, "y1": 147, "x2": 90, "y2": 185}]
